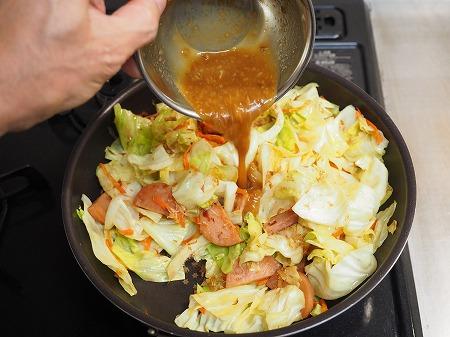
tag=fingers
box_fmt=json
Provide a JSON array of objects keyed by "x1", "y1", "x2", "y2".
[
  {"x1": 112, "y1": 0, "x2": 167, "y2": 51},
  {"x1": 89, "y1": 0, "x2": 166, "y2": 82},
  {"x1": 122, "y1": 57, "x2": 142, "y2": 78}
]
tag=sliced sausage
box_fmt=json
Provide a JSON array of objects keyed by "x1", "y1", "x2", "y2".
[
  {"x1": 134, "y1": 182, "x2": 185, "y2": 225},
  {"x1": 88, "y1": 193, "x2": 111, "y2": 224},
  {"x1": 134, "y1": 183, "x2": 172, "y2": 216},
  {"x1": 226, "y1": 256, "x2": 281, "y2": 288},
  {"x1": 264, "y1": 209, "x2": 299, "y2": 234},
  {"x1": 197, "y1": 203, "x2": 242, "y2": 247}
]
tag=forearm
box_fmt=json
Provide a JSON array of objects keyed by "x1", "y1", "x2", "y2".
[
  {"x1": 0, "y1": 0, "x2": 166, "y2": 135},
  {"x1": 0, "y1": 57, "x2": 34, "y2": 134},
  {"x1": 0, "y1": 0, "x2": 51, "y2": 133}
]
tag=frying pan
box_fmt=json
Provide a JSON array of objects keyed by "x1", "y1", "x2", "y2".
[{"x1": 62, "y1": 64, "x2": 416, "y2": 336}]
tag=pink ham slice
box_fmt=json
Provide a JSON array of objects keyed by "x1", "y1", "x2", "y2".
[
  {"x1": 88, "y1": 193, "x2": 111, "y2": 224},
  {"x1": 134, "y1": 182, "x2": 185, "y2": 225},
  {"x1": 197, "y1": 203, "x2": 242, "y2": 247},
  {"x1": 264, "y1": 209, "x2": 299, "y2": 234},
  {"x1": 226, "y1": 256, "x2": 281, "y2": 288}
]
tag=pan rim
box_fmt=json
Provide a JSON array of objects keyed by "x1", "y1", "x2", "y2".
[{"x1": 62, "y1": 63, "x2": 416, "y2": 337}]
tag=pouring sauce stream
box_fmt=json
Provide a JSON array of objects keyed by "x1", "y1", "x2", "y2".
[{"x1": 180, "y1": 47, "x2": 277, "y2": 188}]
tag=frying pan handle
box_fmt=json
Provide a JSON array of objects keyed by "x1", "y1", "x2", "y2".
[{"x1": 147, "y1": 327, "x2": 175, "y2": 337}]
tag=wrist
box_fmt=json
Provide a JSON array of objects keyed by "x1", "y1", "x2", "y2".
[{"x1": 0, "y1": 73, "x2": 43, "y2": 134}]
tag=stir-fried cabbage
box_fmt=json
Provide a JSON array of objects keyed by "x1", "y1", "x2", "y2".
[
  {"x1": 105, "y1": 195, "x2": 146, "y2": 240},
  {"x1": 241, "y1": 215, "x2": 304, "y2": 266},
  {"x1": 111, "y1": 232, "x2": 170, "y2": 282},
  {"x1": 172, "y1": 171, "x2": 219, "y2": 209},
  {"x1": 139, "y1": 218, "x2": 196, "y2": 256},
  {"x1": 305, "y1": 244, "x2": 377, "y2": 300},
  {"x1": 127, "y1": 144, "x2": 174, "y2": 172},
  {"x1": 76, "y1": 84, "x2": 397, "y2": 333},
  {"x1": 80, "y1": 195, "x2": 137, "y2": 295},
  {"x1": 175, "y1": 284, "x2": 304, "y2": 333},
  {"x1": 167, "y1": 236, "x2": 210, "y2": 281}
]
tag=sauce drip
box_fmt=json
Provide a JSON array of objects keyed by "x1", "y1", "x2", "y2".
[
  {"x1": 243, "y1": 188, "x2": 263, "y2": 215},
  {"x1": 180, "y1": 47, "x2": 277, "y2": 188}
]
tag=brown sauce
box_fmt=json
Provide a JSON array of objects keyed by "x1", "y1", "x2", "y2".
[
  {"x1": 180, "y1": 47, "x2": 277, "y2": 188},
  {"x1": 243, "y1": 188, "x2": 263, "y2": 215}
]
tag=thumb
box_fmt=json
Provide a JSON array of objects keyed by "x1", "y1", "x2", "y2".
[{"x1": 111, "y1": 0, "x2": 167, "y2": 52}]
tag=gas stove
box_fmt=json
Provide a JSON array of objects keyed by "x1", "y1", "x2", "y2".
[{"x1": 0, "y1": 1, "x2": 422, "y2": 336}]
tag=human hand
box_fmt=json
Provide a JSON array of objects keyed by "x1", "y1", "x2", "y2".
[{"x1": 0, "y1": 0, "x2": 166, "y2": 134}]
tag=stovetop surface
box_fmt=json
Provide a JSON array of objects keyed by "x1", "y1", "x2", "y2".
[{"x1": 0, "y1": 1, "x2": 422, "y2": 336}]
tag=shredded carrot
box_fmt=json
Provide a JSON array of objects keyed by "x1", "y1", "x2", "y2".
[
  {"x1": 371, "y1": 219, "x2": 378, "y2": 230},
  {"x1": 319, "y1": 298, "x2": 328, "y2": 312},
  {"x1": 366, "y1": 119, "x2": 383, "y2": 145},
  {"x1": 196, "y1": 130, "x2": 226, "y2": 145},
  {"x1": 256, "y1": 277, "x2": 270, "y2": 286},
  {"x1": 182, "y1": 229, "x2": 201, "y2": 245},
  {"x1": 183, "y1": 144, "x2": 193, "y2": 169},
  {"x1": 105, "y1": 238, "x2": 113, "y2": 249},
  {"x1": 118, "y1": 228, "x2": 134, "y2": 236},
  {"x1": 153, "y1": 195, "x2": 169, "y2": 210},
  {"x1": 172, "y1": 211, "x2": 186, "y2": 227},
  {"x1": 99, "y1": 163, "x2": 126, "y2": 194},
  {"x1": 356, "y1": 108, "x2": 383, "y2": 145},
  {"x1": 153, "y1": 195, "x2": 186, "y2": 227},
  {"x1": 174, "y1": 119, "x2": 190, "y2": 130},
  {"x1": 199, "y1": 307, "x2": 206, "y2": 314},
  {"x1": 143, "y1": 237, "x2": 152, "y2": 251},
  {"x1": 332, "y1": 227, "x2": 344, "y2": 239},
  {"x1": 198, "y1": 121, "x2": 219, "y2": 135}
]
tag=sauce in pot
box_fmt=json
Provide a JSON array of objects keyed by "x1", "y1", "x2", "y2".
[{"x1": 180, "y1": 47, "x2": 277, "y2": 188}]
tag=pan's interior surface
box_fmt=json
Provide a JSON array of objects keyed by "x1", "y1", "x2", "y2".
[{"x1": 63, "y1": 65, "x2": 415, "y2": 336}]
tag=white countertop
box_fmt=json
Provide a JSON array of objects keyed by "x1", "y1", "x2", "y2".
[{"x1": 369, "y1": 0, "x2": 450, "y2": 335}]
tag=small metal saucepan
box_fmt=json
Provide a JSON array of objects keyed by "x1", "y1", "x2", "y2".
[
  {"x1": 136, "y1": 0, "x2": 316, "y2": 119},
  {"x1": 62, "y1": 64, "x2": 416, "y2": 337}
]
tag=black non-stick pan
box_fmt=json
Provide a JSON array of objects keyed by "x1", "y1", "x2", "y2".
[{"x1": 62, "y1": 64, "x2": 416, "y2": 337}]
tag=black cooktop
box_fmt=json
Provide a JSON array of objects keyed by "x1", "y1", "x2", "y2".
[{"x1": 0, "y1": 1, "x2": 422, "y2": 336}]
